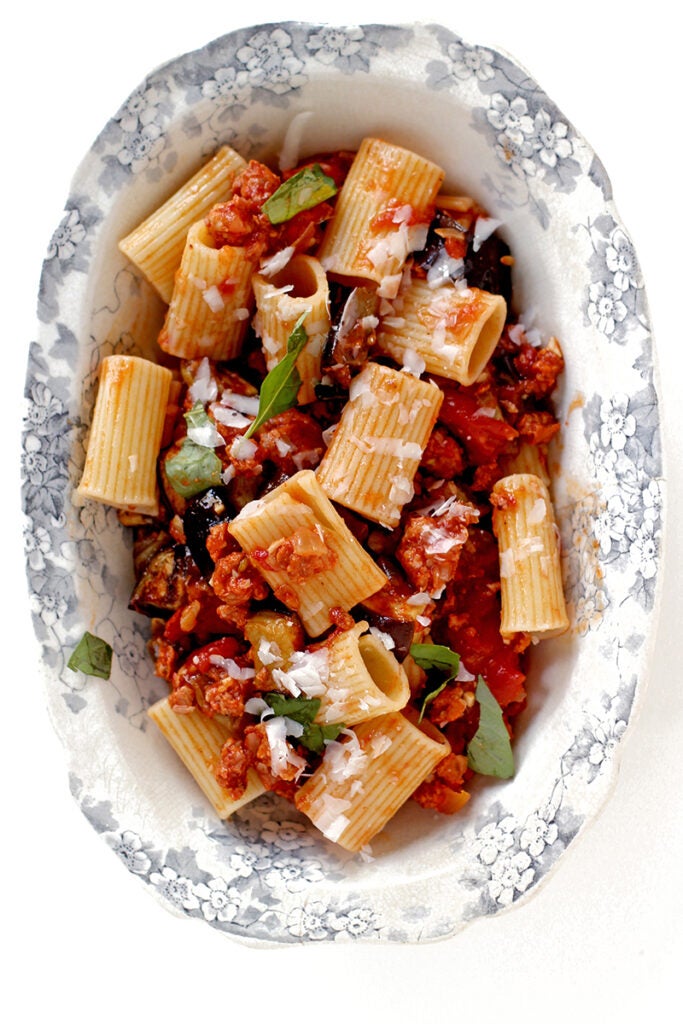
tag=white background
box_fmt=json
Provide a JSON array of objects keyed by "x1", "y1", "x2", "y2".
[{"x1": 3, "y1": 2, "x2": 681, "y2": 1020}]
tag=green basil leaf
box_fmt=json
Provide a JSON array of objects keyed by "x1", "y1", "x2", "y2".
[
  {"x1": 165, "y1": 437, "x2": 223, "y2": 498},
  {"x1": 467, "y1": 675, "x2": 515, "y2": 779},
  {"x1": 263, "y1": 164, "x2": 337, "y2": 224},
  {"x1": 68, "y1": 631, "x2": 113, "y2": 680},
  {"x1": 300, "y1": 722, "x2": 345, "y2": 755},
  {"x1": 410, "y1": 643, "x2": 460, "y2": 676},
  {"x1": 262, "y1": 692, "x2": 321, "y2": 726},
  {"x1": 262, "y1": 692, "x2": 344, "y2": 753},
  {"x1": 244, "y1": 313, "x2": 309, "y2": 438},
  {"x1": 410, "y1": 643, "x2": 461, "y2": 721}
]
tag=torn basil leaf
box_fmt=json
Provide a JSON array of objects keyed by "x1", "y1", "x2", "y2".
[
  {"x1": 244, "y1": 313, "x2": 309, "y2": 438},
  {"x1": 467, "y1": 675, "x2": 514, "y2": 779},
  {"x1": 410, "y1": 642, "x2": 460, "y2": 721},
  {"x1": 262, "y1": 692, "x2": 344, "y2": 754},
  {"x1": 68, "y1": 631, "x2": 113, "y2": 680},
  {"x1": 165, "y1": 438, "x2": 223, "y2": 499},
  {"x1": 263, "y1": 164, "x2": 337, "y2": 224}
]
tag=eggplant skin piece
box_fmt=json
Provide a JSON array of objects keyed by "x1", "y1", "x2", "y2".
[
  {"x1": 128, "y1": 544, "x2": 195, "y2": 618},
  {"x1": 183, "y1": 486, "x2": 234, "y2": 577},
  {"x1": 361, "y1": 612, "x2": 415, "y2": 663}
]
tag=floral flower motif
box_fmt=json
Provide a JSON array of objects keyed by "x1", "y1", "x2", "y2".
[
  {"x1": 228, "y1": 842, "x2": 274, "y2": 878},
  {"x1": 495, "y1": 131, "x2": 537, "y2": 178},
  {"x1": 115, "y1": 84, "x2": 162, "y2": 134},
  {"x1": 47, "y1": 209, "x2": 86, "y2": 261},
  {"x1": 574, "y1": 584, "x2": 609, "y2": 636},
  {"x1": 194, "y1": 877, "x2": 244, "y2": 923},
  {"x1": 328, "y1": 905, "x2": 379, "y2": 939},
  {"x1": 29, "y1": 572, "x2": 69, "y2": 628},
  {"x1": 286, "y1": 900, "x2": 331, "y2": 940},
  {"x1": 473, "y1": 816, "x2": 516, "y2": 866},
  {"x1": 445, "y1": 41, "x2": 495, "y2": 81},
  {"x1": 594, "y1": 491, "x2": 629, "y2": 556},
  {"x1": 106, "y1": 829, "x2": 151, "y2": 875},
  {"x1": 306, "y1": 26, "x2": 364, "y2": 65},
  {"x1": 487, "y1": 93, "x2": 535, "y2": 144},
  {"x1": 519, "y1": 814, "x2": 559, "y2": 858},
  {"x1": 236, "y1": 28, "x2": 306, "y2": 95},
  {"x1": 598, "y1": 394, "x2": 637, "y2": 452},
  {"x1": 488, "y1": 849, "x2": 535, "y2": 907},
  {"x1": 529, "y1": 108, "x2": 572, "y2": 168},
  {"x1": 587, "y1": 718, "x2": 627, "y2": 768},
  {"x1": 114, "y1": 625, "x2": 148, "y2": 679},
  {"x1": 640, "y1": 479, "x2": 663, "y2": 524},
  {"x1": 149, "y1": 866, "x2": 200, "y2": 911},
  {"x1": 260, "y1": 819, "x2": 316, "y2": 851},
  {"x1": 117, "y1": 122, "x2": 164, "y2": 174},
  {"x1": 605, "y1": 227, "x2": 641, "y2": 293},
  {"x1": 630, "y1": 517, "x2": 660, "y2": 580},
  {"x1": 588, "y1": 281, "x2": 628, "y2": 336},
  {"x1": 263, "y1": 855, "x2": 325, "y2": 893},
  {"x1": 201, "y1": 66, "x2": 250, "y2": 104},
  {"x1": 24, "y1": 521, "x2": 52, "y2": 572}
]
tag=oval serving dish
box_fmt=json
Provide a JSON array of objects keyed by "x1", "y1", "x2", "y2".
[{"x1": 22, "y1": 22, "x2": 664, "y2": 945}]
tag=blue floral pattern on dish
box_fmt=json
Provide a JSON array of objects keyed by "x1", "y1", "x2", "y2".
[{"x1": 22, "y1": 22, "x2": 664, "y2": 945}]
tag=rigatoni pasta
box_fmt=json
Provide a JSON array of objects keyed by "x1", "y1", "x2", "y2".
[
  {"x1": 228, "y1": 470, "x2": 388, "y2": 637},
  {"x1": 295, "y1": 711, "x2": 450, "y2": 851},
  {"x1": 375, "y1": 276, "x2": 507, "y2": 386},
  {"x1": 491, "y1": 473, "x2": 569, "y2": 641},
  {"x1": 252, "y1": 254, "x2": 330, "y2": 404},
  {"x1": 148, "y1": 696, "x2": 265, "y2": 818},
  {"x1": 119, "y1": 145, "x2": 247, "y2": 303},
  {"x1": 316, "y1": 362, "x2": 443, "y2": 528},
  {"x1": 79, "y1": 132, "x2": 569, "y2": 854},
  {"x1": 317, "y1": 137, "x2": 444, "y2": 296},
  {"x1": 76, "y1": 355, "x2": 172, "y2": 515},
  {"x1": 157, "y1": 220, "x2": 256, "y2": 361}
]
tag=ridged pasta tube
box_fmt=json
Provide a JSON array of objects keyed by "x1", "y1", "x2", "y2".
[
  {"x1": 157, "y1": 220, "x2": 256, "y2": 361},
  {"x1": 295, "y1": 711, "x2": 450, "y2": 852},
  {"x1": 252, "y1": 254, "x2": 330, "y2": 404},
  {"x1": 316, "y1": 362, "x2": 443, "y2": 528},
  {"x1": 148, "y1": 697, "x2": 266, "y2": 818},
  {"x1": 119, "y1": 146, "x2": 247, "y2": 303},
  {"x1": 76, "y1": 354, "x2": 172, "y2": 515},
  {"x1": 491, "y1": 473, "x2": 569, "y2": 641},
  {"x1": 376, "y1": 276, "x2": 506, "y2": 386},
  {"x1": 317, "y1": 137, "x2": 444, "y2": 297},
  {"x1": 228, "y1": 470, "x2": 387, "y2": 637}
]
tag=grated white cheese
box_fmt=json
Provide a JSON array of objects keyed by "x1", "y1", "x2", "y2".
[
  {"x1": 323, "y1": 730, "x2": 368, "y2": 782},
  {"x1": 202, "y1": 285, "x2": 225, "y2": 312},
  {"x1": 187, "y1": 418, "x2": 224, "y2": 449},
  {"x1": 528, "y1": 498, "x2": 547, "y2": 525},
  {"x1": 368, "y1": 627, "x2": 395, "y2": 650},
  {"x1": 472, "y1": 216, "x2": 503, "y2": 252},
  {"x1": 189, "y1": 357, "x2": 218, "y2": 404},
  {"x1": 400, "y1": 348, "x2": 426, "y2": 377},
  {"x1": 233, "y1": 307, "x2": 251, "y2": 321},
  {"x1": 264, "y1": 717, "x2": 307, "y2": 779},
  {"x1": 210, "y1": 404, "x2": 252, "y2": 429},
  {"x1": 427, "y1": 251, "x2": 464, "y2": 288},
  {"x1": 259, "y1": 245, "x2": 296, "y2": 277},
  {"x1": 271, "y1": 648, "x2": 330, "y2": 698},
  {"x1": 220, "y1": 391, "x2": 260, "y2": 415},
  {"x1": 365, "y1": 437, "x2": 422, "y2": 460},
  {"x1": 230, "y1": 436, "x2": 258, "y2": 461},
  {"x1": 221, "y1": 464, "x2": 235, "y2": 485},
  {"x1": 499, "y1": 548, "x2": 516, "y2": 579},
  {"x1": 257, "y1": 638, "x2": 283, "y2": 667},
  {"x1": 207, "y1": 655, "x2": 255, "y2": 680}
]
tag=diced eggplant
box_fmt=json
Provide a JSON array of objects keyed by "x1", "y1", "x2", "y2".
[
  {"x1": 129, "y1": 544, "x2": 195, "y2": 618},
  {"x1": 362, "y1": 612, "x2": 415, "y2": 663},
  {"x1": 182, "y1": 486, "x2": 234, "y2": 576},
  {"x1": 131, "y1": 526, "x2": 173, "y2": 581},
  {"x1": 413, "y1": 209, "x2": 512, "y2": 306},
  {"x1": 322, "y1": 283, "x2": 379, "y2": 372}
]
